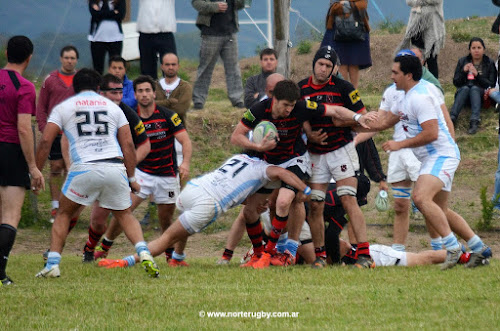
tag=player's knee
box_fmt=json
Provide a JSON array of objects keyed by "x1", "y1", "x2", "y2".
[
  {"x1": 310, "y1": 189, "x2": 326, "y2": 202},
  {"x1": 275, "y1": 196, "x2": 292, "y2": 213},
  {"x1": 337, "y1": 185, "x2": 357, "y2": 198},
  {"x1": 411, "y1": 191, "x2": 426, "y2": 209},
  {"x1": 393, "y1": 198, "x2": 410, "y2": 214}
]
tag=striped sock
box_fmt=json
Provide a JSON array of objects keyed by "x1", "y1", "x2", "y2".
[
  {"x1": 265, "y1": 215, "x2": 288, "y2": 253},
  {"x1": 285, "y1": 239, "x2": 299, "y2": 257},
  {"x1": 467, "y1": 235, "x2": 484, "y2": 253},
  {"x1": 134, "y1": 241, "x2": 149, "y2": 255},
  {"x1": 276, "y1": 233, "x2": 288, "y2": 253},
  {"x1": 442, "y1": 233, "x2": 460, "y2": 251},
  {"x1": 101, "y1": 237, "x2": 114, "y2": 252},
  {"x1": 124, "y1": 255, "x2": 135, "y2": 267},
  {"x1": 46, "y1": 252, "x2": 61, "y2": 270},
  {"x1": 165, "y1": 247, "x2": 174, "y2": 260},
  {"x1": 430, "y1": 237, "x2": 443, "y2": 250},
  {"x1": 357, "y1": 242, "x2": 370, "y2": 257},
  {"x1": 314, "y1": 246, "x2": 327, "y2": 259},
  {"x1": 84, "y1": 226, "x2": 104, "y2": 251},
  {"x1": 172, "y1": 251, "x2": 186, "y2": 261},
  {"x1": 246, "y1": 220, "x2": 264, "y2": 256},
  {"x1": 392, "y1": 243, "x2": 406, "y2": 252},
  {"x1": 222, "y1": 248, "x2": 233, "y2": 261}
]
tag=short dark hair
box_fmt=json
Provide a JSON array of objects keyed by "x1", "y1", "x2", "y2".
[
  {"x1": 73, "y1": 68, "x2": 101, "y2": 93},
  {"x1": 7, "y1": 36, "x2": 33, "y2": 64},
  {"x1": 108, "y1": 55, "x2": 127, "y2": 68},
  {"x1": 60, "y1": 45, "x2": 79, "y2": 59},
  {"x1": 260, "y1": 48, "x2": 278, "y2": 60},
  {"x1": 273, "y1": 80, "x2": 300, "y2": 102},
  {"x1": 101, "y1": 73, "x2": 123, "y2": 90},
  {"x1": 469, "y1": 37, "x2": 485, "y2": 50},
  {"x1": 394, "y1": 55, "x2": 422, "y2": 81},
  {"x1": 133, "y1": 75, "x2": 156, "y2": 92}
]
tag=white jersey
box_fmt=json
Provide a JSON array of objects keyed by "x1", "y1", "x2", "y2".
[
  {"x1": 388, "y1": 80, "x2": 460, "y2": 161},
  {"x1": 379, "y1": 84, "x2": 406, "y2": 142},
  {"x1": 48, "y1": 91, "x2": 129, "y2": 164},
  {"x1": 193, "y1": 154, "x2": 271, "y2": 212}
]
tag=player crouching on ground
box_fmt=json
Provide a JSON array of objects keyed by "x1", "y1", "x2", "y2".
[
  {"x1": 98, "y1": 153, "x2": 312, "y2": 269},
  {"x1": 34, "y1": 69, "x2": 159, "y2": 278}
]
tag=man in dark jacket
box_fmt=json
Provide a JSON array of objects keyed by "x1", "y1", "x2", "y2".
[{"x1": 244, "y1": 48, "x2": 278, "y2": 109}]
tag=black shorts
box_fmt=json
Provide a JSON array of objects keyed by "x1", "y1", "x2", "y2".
[
  {"x1": 0, "y1": 142, "x2": 30, "y2": 189},
  {"x1": 280, "y1": 165, "x2": 309, "y2": 193},
  {"x1": 48, "y1": 135, "x2": 62, "y2": 161}
]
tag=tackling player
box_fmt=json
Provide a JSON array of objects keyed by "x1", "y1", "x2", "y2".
[{"x1": 97, "y1": 153, "x2": 311, "y2": 269}]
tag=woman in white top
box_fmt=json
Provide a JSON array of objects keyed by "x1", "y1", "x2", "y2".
[{"x1": 88, "y1": 0, "x2": 126, "y2": 74}]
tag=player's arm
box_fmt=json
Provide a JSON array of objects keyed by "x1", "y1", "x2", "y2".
[
  {"x1": 324, "y1": 105, "x2": 378, "y2": 129},
  {"x1": 356, "y1": 108, "x2": 400, "y2": 132},
  {"x1": 265, "y1": 166, "x2": 311, "y2": 201},
  {"x1": 60, "y1": 134, "x2": 71, "y2": 171},
  {"x1": 440, "y1": 103, "x2": 455, "y2": 140},
  {"x1": 174, "y1": 130, "x2": 192, "y2": 180},
  {"x1": 135, "y1": 139, "x2": 151, "y2": 164},
  {"x1": 18, "y1": 113, "x2": 45, "y2": 192},
  {"x1": 303, "y1": 121, "x2": 328, "y2": 145},
  {"x1": 36, "y1": 81, "x2": 49, "y2": 132},
  {"x1": 230, "y1": 122, "x2": 277, "y2": 152},
  {"x1": 117, "y1": 125, "x2": 139, "y2": 192},
  {"x1": 382, "y1": 119, "x2": 438, "y2": 153}
]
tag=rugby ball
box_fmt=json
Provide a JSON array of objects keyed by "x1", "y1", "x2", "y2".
[{"x1": 252, "y1": 121, "x2": 278, "y2": 144}]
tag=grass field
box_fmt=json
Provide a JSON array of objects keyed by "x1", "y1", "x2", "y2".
[{"x1": 1, "y1": 256, "x2": 499, "y2": 330}]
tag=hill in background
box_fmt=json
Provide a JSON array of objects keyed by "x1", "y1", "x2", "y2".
[{"x1": 1, "y1": 0, "x2": 500, "y2": 78}]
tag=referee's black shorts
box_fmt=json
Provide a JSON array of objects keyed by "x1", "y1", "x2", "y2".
[
  {"x1": 48, "y1": 134, "x2": 63, "y2": 161},
  {"x1": 0, "y1": 142, "x2": 30, "y2": 189}
]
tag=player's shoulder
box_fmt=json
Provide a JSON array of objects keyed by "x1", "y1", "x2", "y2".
[
  {"x1": 157, "y1": 104, "x2": 183, "y2": 127},
  {"x1": 297, "y1": 76, "x2": 310, "y2": 88}
]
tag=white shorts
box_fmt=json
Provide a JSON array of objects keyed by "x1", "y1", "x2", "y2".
[
  {"x1": 309, "y1": 142, "x2": 359, "y2": 184},
  {"x1": 135, "y1": 168, "x2": 180, "y2": 204},
  {"x1": 62, "y1": 163, "x2": 131, "y2": 210},
  {"x1": 299, "y1": 220, "x2": 312, "y2": 243},
  {"x1": 277, "y1": 152, "x2": 312, "y2": 178},
  {"x1": 387, "y1": 148, "x2": 421, "y2": 184},
  {"x1": 370, "y1": 244, "x2": 408, "y2": 267},
  {"x1": 419, "y1": 156, "x2": 459, "y2": 192},
  {"x1": 177, "y1": 183, "x2": 219, "y2": 234}
]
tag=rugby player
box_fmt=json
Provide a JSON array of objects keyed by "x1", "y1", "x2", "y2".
[{"x1": 34, "y1": 69, "x2": 159, "y2": 278}]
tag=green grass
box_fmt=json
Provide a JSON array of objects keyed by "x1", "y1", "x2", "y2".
[{"x1": 2, "y1": 255, "x2": 500, "y2": 329}]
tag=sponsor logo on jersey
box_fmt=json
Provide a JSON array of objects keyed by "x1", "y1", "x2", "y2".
[
  {"x1": 341, "y1": 164, "x2": 347, "y2": 172},
  {"x1": 243, "y1": 110, "x2": 256, "y2": 122},
  {"x1": 134, "y1": 121, "x2": 145, "y2": 136},
  {"x1": 168, "y1": 191, "x2": 175, "y2": 198},
  {"x1": 306, "y1": 99, "x2": 318, "y2": 110},
  {"x1": 349, "y1": 89, "x2": 361, "y2": 104},
  {"x1": 171, "y1": 113, "x2": 182, "y2": 126}
]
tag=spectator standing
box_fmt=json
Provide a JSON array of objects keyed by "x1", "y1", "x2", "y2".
[
  {"x1": 191, "y1": 0, "x2": 246, "y2": 109},
  {"x1": 108, "y1": 55, "x2": 136, "y2": 108},
  {"x1": 137, "y1": 0, "x2": 177, "y2": 80},
  {"x1": 244, "y1": 48, "x2": 278, "y2": 109},
  {"x1": 0, "y1": 36, "x2": 44, "y2": 286},
  {"x1": 449, "y1": 37, "x2": 496, "y2": 134},
  {"x1": 398, "y1": 0, "x2": 444, "y2": 79},
  {"x1": 155, "y1": 53, "x2": 193, "y2": 125},
  {"x1": 88, "y1": 0, "x2": 126, "y2": 75},
  {"x1": 321, "y1": 0, "x2": 371, "y2": 89},
  {"x1": 36, "y1": 45, "x2": 78, "y2": 223}
]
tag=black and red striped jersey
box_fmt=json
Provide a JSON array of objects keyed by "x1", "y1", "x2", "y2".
[
  {"x1": 136, "y1": 104, "x2": 185, "y2": 177},
  {"x1": 298, "y1": 75, "x2": 365, "y2": 154},
  {"x1": 240, "y1": 98, "x2": 325, "y2": 165}
]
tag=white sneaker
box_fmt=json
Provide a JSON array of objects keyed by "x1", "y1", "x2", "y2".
[
  {"x1": 35, "y1": 265, "x2": 61, "y2": 278},
  {"x1": 139, "y1": 251, "x2": 159, "y2": 278}
]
